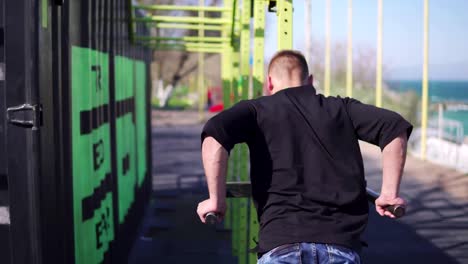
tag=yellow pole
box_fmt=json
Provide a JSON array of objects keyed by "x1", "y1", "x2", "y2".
[
  {"x1": 376, "y1": 0, "x2": 383, "y2": 107},
  {"x1": 198, "y1": 0, "x2": 205, "y2": 121},
  {"x1": 324, "y1": 0, "x2": 331, "y2": 96},
  {"x1": 421, "y1": 0, "x2": 429, "y2": 160},
  {"x1": 346, "y1": 0, "x2": 353, "y2": 98}
]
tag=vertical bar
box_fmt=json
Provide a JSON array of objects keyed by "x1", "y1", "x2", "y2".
[
  {"x1": 221, "y1": 0, "x2": 233, "y2": 231},
  {"x1": 277, "y1": 0, "x2": 293, "y2": 49},
  {"x1": 324, "y1": 0, "x2": 331, "y2": 96},
  {"x1": 421, "y1": 0, "x2": 429, "y2": 160},
  {"x1": 128, "y1": 0, "x2": 135, "y2": 44},
  {"x1": 230, "y1": 1, "x2": 241, "y2": 258},
  {"x1": 239, "y1": 1, "x2": 251, "y2": 261},
  {"x1": 438, "y1": 103, "x2": 443, "y2": 140},
  {"x1": 253, "y1": 2, "x2": 265, "y2": 99},
  {"x1": 240, "y1": 0, "x2": 251, "y2": 100},
  {"x1": 198, "y1": 0, "x2": 206, "y2": 121},
  {"x1": 250, "y1": 3, "x2": 265, "y2": 261},
  {"x1": 41, "y1": 0, "x2": 48, "y2": 28},
  {"x1": 376, "y1": 0, "x2": 383, "y2": 107},
  {"x1": 304, "y1": 0, "x2": 312, "y2": 67},
  {"x1": 346, "y1": 0, "x2": 353, "y2": 98}
]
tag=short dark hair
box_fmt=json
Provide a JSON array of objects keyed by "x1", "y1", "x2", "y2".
[{"x1": 268, "y1": 50, "x2": 309, "y2": 81}]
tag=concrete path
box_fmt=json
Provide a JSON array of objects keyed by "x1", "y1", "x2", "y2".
[
  {"x1": 128, "y1": 124, "x2": 236, "y2": 264},
  {"x1": 361, "y1": 142, "x2": 468, "y2": 264},
  {"x1": 129, "y1": 110, "x2": 466, "y2": 264}
]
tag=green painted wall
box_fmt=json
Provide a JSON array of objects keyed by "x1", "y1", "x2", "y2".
[{"x1": 71, "y1": 46, "x2": 114, "y2": 264}]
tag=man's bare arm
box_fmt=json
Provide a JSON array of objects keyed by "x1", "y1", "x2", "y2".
[
  {"x1": 197, "y1": 136, "x2": 229, "y2": 223},
  {"x1": 375, "y1": 132, "x2": 408, "y2": 218}
]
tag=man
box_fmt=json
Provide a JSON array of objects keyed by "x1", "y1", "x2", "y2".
[{"x1": 197, "y1": 50, "x2": 412, "y2": 263}]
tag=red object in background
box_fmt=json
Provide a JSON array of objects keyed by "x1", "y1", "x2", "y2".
[{"x1": 209, "y1": 104, "x2": 224, "y2": 112}]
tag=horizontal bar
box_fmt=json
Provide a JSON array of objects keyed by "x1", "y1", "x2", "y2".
[
  {"x1": 224, "y1": 181, "x2": 406, "y2": 217},
  {"x1": 146, "y1": 45, "x2": 223, "y2": 54},
  {"x1": 134, "y1": 5, "x2": 231, "y2": 12},
  {"x1": 146, "y1": 43, "x2": 224, "y2": 49},
  {"x1": 135, "y1": 36, "x2": 230, "y2": 43},
  {"x1": 133, "y1": 16, "x2": 231, "y2": 25},
  {"x1": 156, "y1": 23, "x2": 223, "y2": 31}
]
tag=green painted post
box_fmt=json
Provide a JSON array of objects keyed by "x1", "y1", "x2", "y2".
[
  {"x1": 238, "y1": 1, "x2": 252, "y2": 263},
  {"x1": 277, "y1": 0, "x2": 293, "y2": 49},
  {"x1": 222, "y1": 0, "x2": 234, "y2": 231},
  {"x1": 240, "y1": 0, "x2": 251, "y2": 101},
  {"x1": 253, "y1": 1, "x2": 265, "y2": 100},
  {"x1": 248, "y1": 2, "x2": 266, "y2": 262}
]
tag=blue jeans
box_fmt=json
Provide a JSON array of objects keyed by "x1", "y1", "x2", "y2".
[{"x1": 258, "y1": 243, "x2": 361, "y2": 264}]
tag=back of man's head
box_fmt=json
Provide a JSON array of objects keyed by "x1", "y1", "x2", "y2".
[{"x1": 268, "y1": 50, "x2": 309, "y2": 82}]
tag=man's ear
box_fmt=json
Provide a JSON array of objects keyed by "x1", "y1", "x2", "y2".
[
  {"x1": 307, "y1": 74, "x2": 314, "y2": 85},
  {"x1": 267, "y1": 76, "x2": 274, "y2": 92}
]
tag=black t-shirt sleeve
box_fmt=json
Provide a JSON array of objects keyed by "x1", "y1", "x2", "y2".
[
  {"x1": 201, "y1": 100, "x2": 256, "y2": 152},
  {"x1": 344, "y1": 98, "x2": 413, "y2": 150}
]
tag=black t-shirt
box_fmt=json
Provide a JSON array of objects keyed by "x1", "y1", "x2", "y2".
[{"x1": 201, "y1": 85, "x2": 413, "y2": 254}]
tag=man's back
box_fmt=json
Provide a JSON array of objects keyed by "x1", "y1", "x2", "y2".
[
  {"x1": 247, "y1": 85, "x2": 368, "y2": 254},
  {"x1": 202, "y1": 84, "x2": 412, "y2": 254},
  {"x1": 198, "y1": 50, "x2": 412, "y2": 264}
]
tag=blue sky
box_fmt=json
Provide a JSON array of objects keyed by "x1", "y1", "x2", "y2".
[{"x1": 263, "y1": 0, "x2": 468, "y2": 80}]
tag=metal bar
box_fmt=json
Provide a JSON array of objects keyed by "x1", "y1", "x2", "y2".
[
  {"x1": 134, "y1": 4, "x2": 231, "y2": 12},
  {"x1": 155, "y1": 23, "x2": 223, "y2": 31},
  {"x1": 221, "y1": 0, "x2": 234, "y2": 107},
  {"x1": 198, "y1": 0, "x2": 206, "y2": 121},
  {"x1": 148, "y1": 47, "x2": 223, "y2": 53},
  {"x1": 346, "y1": 0, "x2": 353, "y2": 98},
  {"x1": 249, "y1": 4, "x2": 266, "y2": 263},
  {"x1": 324, "y1": 0, "x2": 331, "y2": 96},
  {"x1": 221, "y1": 0, "x2": 233, "y2": 231},
  {"x1": 376, "y1": 0, "x2": 383, "y2": 107},
  {"x1": 128, "y1": 0, "x2": 135, "y2": 43},
  {"x1": 224, "y1": 182, "x2": 405, "y2": 217},
  {"x1": 305, "y1": 0, "x2": 312, "y2": 66},
  {"x1": 253, "y1": 0, "x2": 266, "y2": 98},
  {"x1": 277, "y1": 0, "x2": 293, "y2": 49},
  {"x1": 421, "y1": 0, "x2": 429, "y2": 160},
  {"x1": 133, "y1": 16, "x2": 231, "y2": 25},
  {"x1": 146, "y1": 42, "x2": 224, "y2": 48},
  {"x1": 135, "y1": 36, "x2": 230, "y2": 43},
  {"x1": 239, "y1": 1, "x2": 251, "y2": 262},
  {"x1": 239, "y1": 0, "x2": 251, "y2": 101}
]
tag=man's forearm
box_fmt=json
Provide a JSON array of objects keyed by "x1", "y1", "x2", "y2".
[
  {"x1": 202, "y1": 137, "x2": 229, "y2": 203},
  {"x1": 381, "y1": 133, "x2": 408, "y2": 197}
]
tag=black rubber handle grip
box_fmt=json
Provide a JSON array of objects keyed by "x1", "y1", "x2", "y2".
[
  {"x1": 366, "y1": 188, "x2": 406, "y2": 217},
  {"x1": 205, "y1": 212, "x2": 219, "y2": 225},
  {"x1": 384, "y1": 204, "x2": 406, "y2": 218}
]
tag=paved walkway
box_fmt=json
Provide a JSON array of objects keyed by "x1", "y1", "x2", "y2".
[
  {"x1": 129, "y1": 110, "x2": 467, "y2": 264},
  {"x1": 128, "y1": 124, "x2": 236, "y2": 264},
  {"x1": 361, "y1": 142, "x2": 468, "y2": 263}
]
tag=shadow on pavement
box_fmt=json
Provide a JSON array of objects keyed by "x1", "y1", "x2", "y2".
[{"x1": 362, "y1": 207, "x2": 460, "y2": 264}]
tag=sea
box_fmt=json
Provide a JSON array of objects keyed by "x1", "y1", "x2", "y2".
[{"x1": 386, "y1": 80, "x2": 468, "y2": 136}]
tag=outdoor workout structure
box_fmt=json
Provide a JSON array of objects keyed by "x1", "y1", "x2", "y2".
[{"x1": 129, "y1": 0, "x2": 429, "y2": 263}]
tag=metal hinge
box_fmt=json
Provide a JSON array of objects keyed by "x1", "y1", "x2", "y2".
[{"x1": 6, "y1": 104, "x2": 43, "y2": 130}]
